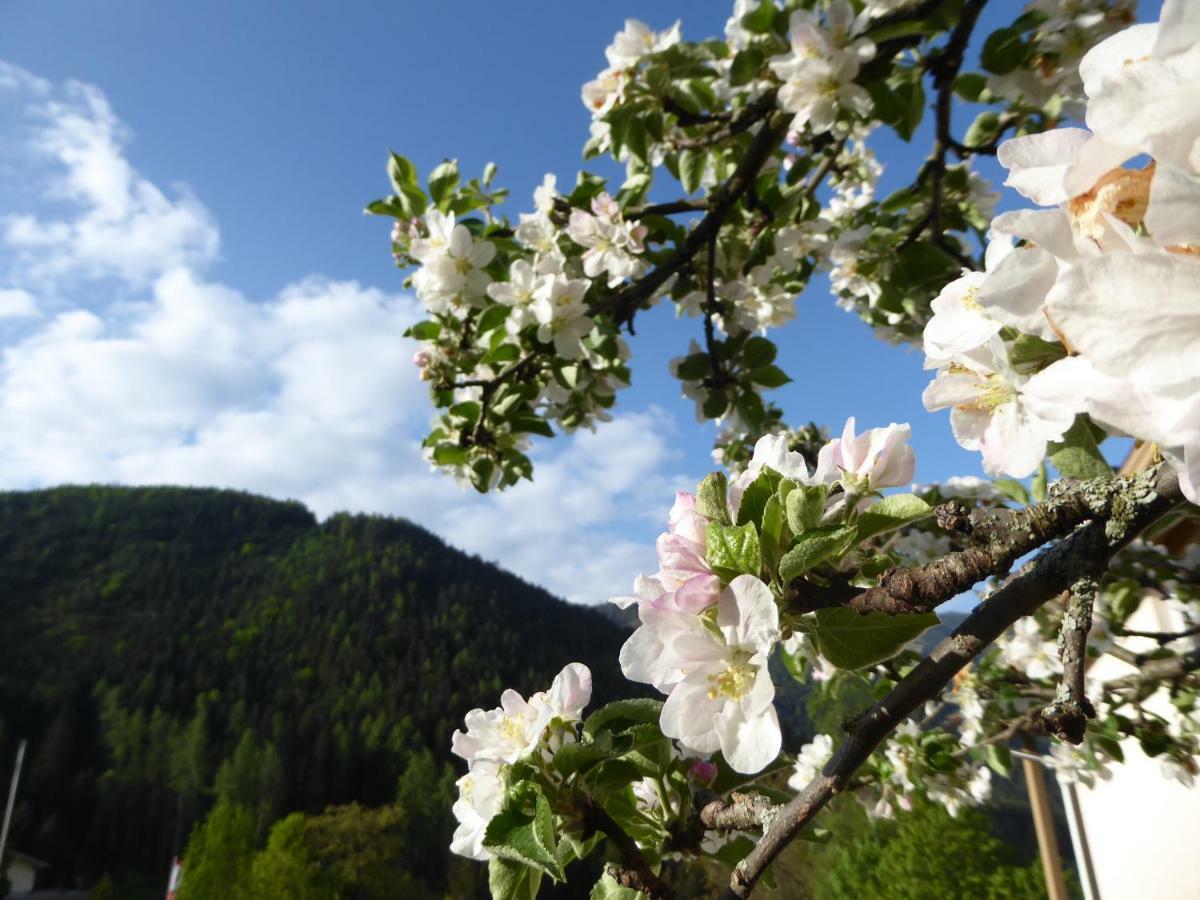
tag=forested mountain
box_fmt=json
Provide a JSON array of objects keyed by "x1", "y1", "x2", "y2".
[{"x1": 0, "y1": 486, "x2": 632, "y2": 896}]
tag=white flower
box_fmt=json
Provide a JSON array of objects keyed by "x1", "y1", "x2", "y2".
[
  {"x1": 769, "y1": 10, "x2": 873, "y2": 134},
  {"x1": 999, "y1": 617, "x2": 1062, "y2": 681},
  {"x1": 788, "y1": 734, "x2": 834, "y2": 790},
  {"x1": 891, "y1": 530, "x2": 953, "y2": 566},
  {"x1": 605, "y1": 18, "x2": 681, "y2": 69},
  {"x1": 815, "y1": 417, "x2": 916, "y2": 493},
  {"x1": 544, "y1": 662, "x2": 592, "y2": 723},
  {"x1": 486, "y1": 259, "x2": 544, "y2": 332},
  {"x1": 659, "y1": 575, "x2": 783, "y2": 773},
  {"x1": 1079, "y1": 0, "x2": 1200, "y2": 176},
  {"x1": 729, "y1": 432, "x2": 834, "y2": 519},
  {"x1": 581, "y1": 67, "x2": 627, "y2": 118},
  {"x1": 451, "y1": 688, "x2": 550, "y2": 765},
  {"x1": 566, "y1": 196, "x2": 647, "y2": 288},
  {"x1": 533, "y1": 174, "x2": 559, "y2": 215},
  {"x1": 450, "y1": 760, "x2": 505, "y2": 860},
  {"x1": 532, "y1": 274, "x2": 593, "y2": 360},
  {"x1": 922, "y1": 340, "x2": 1084, "y2": 478},
  {"x1": 411, "y1": 211, "x2": 496, "y2": 313},
  {"x1": 1048, "y1": 740, "x2": 1113, "y2": 788}
]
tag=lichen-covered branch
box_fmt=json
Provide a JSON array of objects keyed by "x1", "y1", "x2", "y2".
[
  {"x1": 699, "y1": 792, "x2": 779, "y2": 833},
  {"x1": 789, "y1": 471, "x2": 1144, "y2": 616},
  {"x1": 723, "y1": 464, "x2": 1183, "y2": 899},
  {"x1": 1040, "y1": 574, "x2": 1098, "y2": 744}
]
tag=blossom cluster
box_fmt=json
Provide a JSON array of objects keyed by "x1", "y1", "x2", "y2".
[
  {"x1": 449, "y1": 663, "x2": 592, "y2": 860},
  {"x1": 613, "y1": 420, "x2": 917, "y2": 773},
  {"x1": 922, "y1": 0, "x2": 1200, "y2": 498}
]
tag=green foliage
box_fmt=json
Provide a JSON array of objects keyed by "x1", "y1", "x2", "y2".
[
  {"x1": 810, "y1": 609, "x2": 939, "y2": 670},
  {"x1": 0, "y1": 485, "x2": 632, "y2": 893},
  {"x1": 808, "y1": 801, "x2": 1049, "y2": 900},
  {"x1": 176, "y1": 801, "x2": 256, "y2": 900}
]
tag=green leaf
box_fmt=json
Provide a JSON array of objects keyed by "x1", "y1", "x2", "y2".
[
  {"x1": 981, "y1": 27, "x2": 1028, "y2": 75},
  {"x1": 1008, "y1": 333, "x2": 1067, "y2": 373},
  {"x1": 811, "y1": 608, "x2": 940, "y2": 669},
  {"x1": 405, "y1": 320, "x2": 441, "y2": 341},
  {"x1": 432, "y1": 445, "x2": 469, "y2": 466},
  {"x1": 760, "y1": 494, "x2": 786, "y2": 568},
  {"x1": 742, "y1": 336, "x2": 776, "y2": 368},
  {"x1": 388, "y1": 151, "x2": 418, "y2": 192},
  {"x1": 750, "y1": 365, "x2": 791, "y2": 388},
  {"x1": 489, "y1": 858, "x2": 543, "y2": 900},
  {"x1": 477, "y1": 303, "x2": 511, "y2": 334},
  {"x1": 985, "y1": 743, "x2": 1013, "y2": 778},
  {"x1": 680, "y1": 148, "x2": 706, "y2": 195},
  {"x1": 740, "y1": 0, "x2": 777, "y2": 34},
  {"x1": 553, "y1": 732, "x2": 612, "y2": 778},
  {"x1": 591, "y1": 873, "x2": 643, "y2": 900},
  {"x1": 736, "y1": 468, "x2": 781, "y2": 528},
  {"x1": 729, "y1": 48, "x2": 764, "y2": 86},
  {"x1": 779, "y1": 525, "x2": 857, "y2": 582},
  {"x1": 785, "y1": 484, "x2": 827, "y2": 534},
  {"x1": 707, "y1": 521, "x2": 762, "y2": 582},
  {"x1": 511, "y1": 417, "x2": 555, "y2": 438},
  {"x1": 992, "y1": 478, "x2": 1029, "y2": 505},
  {"x1": 584, "y1": 699, "x2": 664, "y2": 738},
  {"x1": 1049, "y1": 416, "x2": 1112, "y2": 480},
  {"x1": 696, "y1": 472, "x2": 731, "y2": 525},
  {"x1": 674, "y1": 352, "x2": 711, "y2": 381},
  {"x1": 855, "y1": 494, "x2": 933, "y2": 543},
  {"x1": 964, "y1": 111, "x2": 1002, "y2": 149},
  {"x1": 429, "y1": 159, "x2": 461, "y2": 209},
  {"x1": 892, "y1": 74, "x2": 926, "y2": 142},
  {"x1": 483, "y1": 784, "x2": 565, "y2": 881},
  {"x1": 953, "y1": 72, "x2": 988, "y2": 102}
]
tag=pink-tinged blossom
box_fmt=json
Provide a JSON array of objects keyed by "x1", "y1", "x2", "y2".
[{"x1": 816, "y1": 417, "x2": 916, "y2": 493}]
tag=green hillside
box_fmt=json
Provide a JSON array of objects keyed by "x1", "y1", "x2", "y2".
[{"x1": 0, "y1": 486, "x2": 631, "y2": 896}]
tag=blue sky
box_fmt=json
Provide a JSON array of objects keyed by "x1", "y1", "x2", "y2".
[{"x1": 0, "y1": 2, "x2": 1157, "y2": 604}]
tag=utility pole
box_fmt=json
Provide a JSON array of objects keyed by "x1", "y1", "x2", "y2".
[{"x1": 0, "y1": 740, "x2": 27, "y2": 868}]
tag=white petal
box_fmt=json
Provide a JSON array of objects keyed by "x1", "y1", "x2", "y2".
[
  {"x1": 1146, "y1": 164, "x2": 1200, "y2": 249},
  {"x1": 978, "y1": 246, "x2": 1058, "y2": 340},
  {"x1": 1047, "y1": 253, "x2": 1200, "y2": 389},
  {"x1": 997, "y1": 129, "x2": 1092, "y2": 205},
  {"x1": 716, "y1": 702, "x2": 782, "y2": 774},
  {"x1": 718, "y1": 575, "x2": 779, "y2": 652}
]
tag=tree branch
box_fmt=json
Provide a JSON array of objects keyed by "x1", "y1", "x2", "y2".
[
  {"x1": 597, "y1": 107, "x2": 790, "y2": 328},
  {"x1": 722, "y1": 464, "x2": 1183, "y2": 899},
  {"x1": 1040, "y1": 574, "x2": 1098, "y2": 744},
  {"x1": 700, "y1": 792, "x2": 779, "y2": 833},
  {"x1": 789, "y1": 470, "x2": 1146, "y2": 616},
  {"x1": 580, "y1": 794, "x2": 670, "y2": 899}
]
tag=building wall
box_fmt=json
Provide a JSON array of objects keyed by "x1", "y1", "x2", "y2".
[{"x1": 1069, "y1": 597, "x2": 1200, "y2": 900}]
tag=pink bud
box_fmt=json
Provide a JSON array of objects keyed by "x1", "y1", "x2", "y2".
[
  {"x1": 413, "y1": 349, "x2": 431, "y2": 368},
  {"x1": 690, "y1": 760, "x2": 718, "y2": 784}
]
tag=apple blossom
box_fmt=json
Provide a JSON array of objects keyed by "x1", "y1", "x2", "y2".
[
  {"x1": 816, "y1": 417, "x2": 915, "y2": 495},
  {"x1": 450, "y1": 760, "x2": 506, "y2": 861},
  {"x1": 532, "y1": 274, "x2": 593, "y2": 360},
  {"x1": 658, "y1": 575, "x2": 783, "y2": 773},
  {"x1": 922, "y1": 340, "x2": 1084, "y2": 478},
  {"x1": 788, "y1": 734, "x2": 833, "y2": 790},
  {"x1": 605, "y1": 18, "x2": 682, "y2": 69},
  {"x1": 451, "y1": 687, "x2": 550, "y2": 765}
]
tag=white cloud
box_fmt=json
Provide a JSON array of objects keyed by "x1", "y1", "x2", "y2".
[
  {"x1": 0, "y1": 60, "x2": 694, "y2": 605},
  {"x1": 0, "y1": 61, "x2": 219, "y2": 290},
  {"x1": 0, "y1": 288, "x2": 37, "y2": 318}
]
